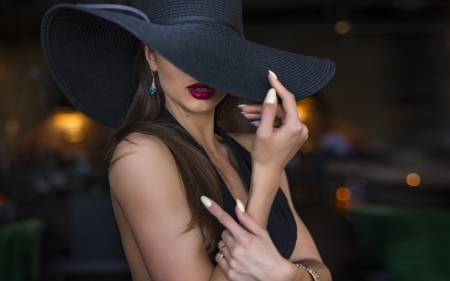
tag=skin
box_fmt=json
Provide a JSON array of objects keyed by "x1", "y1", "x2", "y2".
[{"x1": 108, "y1": 46, "x2": 331, "y2": 281}]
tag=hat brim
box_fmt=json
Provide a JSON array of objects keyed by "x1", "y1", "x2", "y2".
[{"x1": 41, "y1": 4, "x2": 335, "y2": 128}]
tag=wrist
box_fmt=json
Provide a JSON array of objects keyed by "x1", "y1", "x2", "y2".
[
  {"x1": 278, "y1": 259, "x2": 311, "y2": 281},
  {"x1": 251, "y1": 164, "x2": 282, "y2": 188},
  {"x1": 252, "y1": 161, "x2": 284, "y2": 175}
]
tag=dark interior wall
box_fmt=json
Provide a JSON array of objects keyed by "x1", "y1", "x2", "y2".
[
  {"x1": 245, "y1": 18, "x2": 450, "y2": 144},
  {"x1": 431, "y1": 33, "x2": 450, "y2": 129},
  {"x1": 306, "y1": 34, "x2": 404, "y2": 143},
  {"x1": 0, "y1": 44, "x2": 47, "y2": 161}
]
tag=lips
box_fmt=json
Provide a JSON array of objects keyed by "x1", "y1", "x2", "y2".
[{"x1": 186, "y1": 82, "x2": 216, "y2": 99}]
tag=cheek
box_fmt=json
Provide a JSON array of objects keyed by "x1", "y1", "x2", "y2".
[
  {"x1": 157, "y1": 74, "x2": 175, "y2": 94},
  {"x1": 157, "y1": 69, "x2": 179, "y2": 93}
]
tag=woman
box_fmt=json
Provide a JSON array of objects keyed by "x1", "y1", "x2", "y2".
[{"x1": 41, "y1": 0, "x2": 335, "y2": 280}]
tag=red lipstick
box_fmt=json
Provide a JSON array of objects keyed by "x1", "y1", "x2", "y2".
[{"x1": 186, "y1": 82, "x2": 216, "y2": 99}]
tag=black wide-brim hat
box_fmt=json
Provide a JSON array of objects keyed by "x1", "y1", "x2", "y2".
[{"x1": 41, "y1": 0, "x2": 335, "y2": 128}]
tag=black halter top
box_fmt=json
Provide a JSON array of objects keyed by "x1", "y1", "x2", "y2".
[{"x1": 156, "y1": 108, "x2": 297, "y2": 261}]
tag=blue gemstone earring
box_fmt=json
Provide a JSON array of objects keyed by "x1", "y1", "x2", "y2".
[{"x1": 149, "y1": 71, "x2": 156, "y2": 95}]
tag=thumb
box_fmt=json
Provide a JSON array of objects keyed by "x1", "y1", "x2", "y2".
[{"x1": 258, "y1": 88, "x2": 278, "y2": 135}]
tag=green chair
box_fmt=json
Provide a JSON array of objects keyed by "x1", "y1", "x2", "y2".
[
  {"x1": 0, "y1": 219, "x2": 45, "y2": 281},
  {"x1": 351, "y1": 205, "x2": 450, "y2": 281}
]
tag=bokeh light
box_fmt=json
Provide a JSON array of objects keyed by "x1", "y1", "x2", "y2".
[
  {"x1": 406, "y1": 173, "x2": 421, "y2": 187},
  {"x1": 296, "y1": 106, "x2": 308, "y2": 120},
  {"x1": 336, "y1": 187, "x2": 352, "y2": 201},
  {"x1": 62, "y1": 129, "x2": 85, "y2": 143},
  {"x1": 297, "y1": 97, "x2": 317, "y2": 111},
  {"x1": 334, "y1": 21, "x2": 352, "y2": 35},
  {"x1": 52, "y1": 111, "x2": 86, "y2": 143}
]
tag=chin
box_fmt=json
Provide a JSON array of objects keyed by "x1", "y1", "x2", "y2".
[
  {"x1": 188, "y1": 92, "x2": 226, "y2": 110},
  {"x1": 187, "y1": 99, "x2": 220, "y2": 113}
]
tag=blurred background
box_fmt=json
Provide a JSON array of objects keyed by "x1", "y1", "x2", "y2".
[{"x1": 1, "y1": 0, "x2": 450, "y2": 280}]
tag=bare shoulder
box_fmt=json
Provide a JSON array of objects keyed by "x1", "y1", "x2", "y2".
[
  {"x1": 228, "y1": 132, "x2": 255, "y2": 152},
  {"x1": 109, "y1": 132, "x2": 179, "y2": 195},
  {"x1": 109, "y1": 132, "x2": 181, "y2": 201},
  {"x1": 111, "y1": 132, "x2": 170, "y2": 165}
]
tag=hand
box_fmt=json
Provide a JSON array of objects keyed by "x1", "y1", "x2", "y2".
[
  {"x1": 248, "y1": 72, "x2": 308, "y2": 174},
  {"x1": 201, "y1": 196, "x2": 291, "y2": 281}
]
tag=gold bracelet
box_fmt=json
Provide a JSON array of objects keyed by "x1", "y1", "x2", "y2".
[{"x1": 294, "y1": 263, "x2": 321, "y2": 281}]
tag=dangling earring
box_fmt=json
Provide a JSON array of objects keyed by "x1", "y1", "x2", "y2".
[{"x1": 149, "y1": 71, "x2": 156, "y2": 95}]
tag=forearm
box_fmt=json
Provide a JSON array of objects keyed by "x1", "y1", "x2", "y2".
[{"x1": 246, "y1": 164, "x2": 283, "y2": 228}]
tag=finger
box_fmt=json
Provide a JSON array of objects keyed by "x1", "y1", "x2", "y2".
[
  {"x1": 258, "y1": 88, "x2": 278, "y2": 134},
  {"x1": 218, "y1": 241, "x2": 231, "y2": 259},
  {"x1": 201, "y1": 196, "x2": 245, "y2": 237},
  {"x1": 241, "y1": 104, "x2": 262, "y2": 113},
  {"x1": 252, "y1": 119, "x2": 281, "y2": 128},
  {"x1": 218, "y1": 240, "x2": 226, "y2": 250},
  {"x1": 243, "y1": 104, "x2": 285, "y2": 119},
  {"x1": 221, "y1": 229, "x2": 236, "y2": 248},
  {"x1": 268, "y1": 72, "x2": 299, "y2": 123},
  {"x1": 275, "y1": 105, "x2": 286, "y2": 120},
  {"x1": 234, "y1": 205, "x2": 266, "y2": 237},
  {"x1": 216, "y1": 252, "x2": 231, "y2": 275},
  {"x1": 242, "y1": 113, "x2": 261, "y2": 120}
]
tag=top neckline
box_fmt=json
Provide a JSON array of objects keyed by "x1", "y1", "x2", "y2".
[{"x1": 156, "y1": 107, "x2": 250, "y2": 192}]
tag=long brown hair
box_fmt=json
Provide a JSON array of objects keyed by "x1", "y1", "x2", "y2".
[{"x1": 105, "y1": 42, "x2": 240, "y2": 255}]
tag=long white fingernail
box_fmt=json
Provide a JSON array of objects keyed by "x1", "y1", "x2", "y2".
[
  {"x1": 265, "y1": 88, "x2": 277, "y2": 104},
  {"x1": 238, "y1": 104, "x2": 248, "y2": 108},
  {"x1": 268, "y1": 70, "x2": 278, "y2": 79},
  {"x1": 201, "y1": 196, "x2": 212, "y2": 207},
  {"x1": 236, "y1": 199, "x2": 245, "y2": 212}
]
